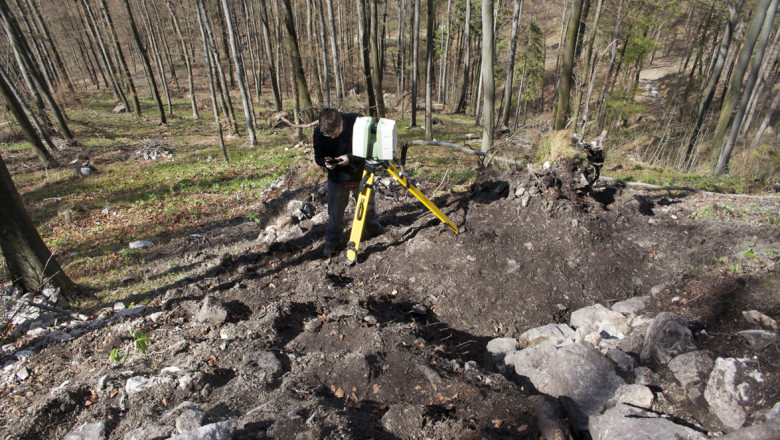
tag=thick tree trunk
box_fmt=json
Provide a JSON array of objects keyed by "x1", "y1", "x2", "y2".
[
  {"x1": 553, "y1": 0, "x2": 584, "y2": 130},
  {"x1": 410, "y1": 0, "x2": 420, "y2": 125},
  {"x1": 280, "y1": 0, "x2": 315, "y2": 122},
  {"x1": 715, "y1": 0, "x2": 779, "y2": 175},
  {"x1": 0, "y1": 155, "x2": 75, "y2": 293},
  {"x1": 221, "y1": 0, "x2": 256, "y2": 146},
  {"x1": 480, "y1": 0, "x2": 495, "y2": 152},
  {"x1": 120, "y1": 0, "x2": 166, "y2": 124},
  {"x1": 576, "y1": 0, "x2": 603, "y2": 134}
]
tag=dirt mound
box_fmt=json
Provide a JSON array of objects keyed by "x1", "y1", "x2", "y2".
[{"x1": 1, "y1": 164, "x2": 778, "y2": 439}]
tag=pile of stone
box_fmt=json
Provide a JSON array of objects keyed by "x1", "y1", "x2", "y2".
[{"x1": 487, "y1": 297, "x2": 779, "y2": 439}]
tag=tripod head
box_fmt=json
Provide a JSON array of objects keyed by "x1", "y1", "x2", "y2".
[{"x1": 352, "y1": 117, "x2": 397, "y2": 161}]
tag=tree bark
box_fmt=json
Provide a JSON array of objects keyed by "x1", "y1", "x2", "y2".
[
  {"x1": 553, "y1": 0, "x2": 584, "y2": 130},
  {"x1": 97, "y1": 0, "x2": 141, "y2": 116},
  {"x1": 370, "y1": 0, "x2": 386, "y2": 117},
  {"x1": 480, "y1": 0, "x2": 495, "y2": 152},
  {"x1": 357, "y1": 0, "x2": 377, "y2": 118},
  {"x1": 316, "y1": 0, "x2": 331, "y2": 107},
  {"x1": 221, "y1": 0, "x2": 256, "y2": 146},
  {"x1": 453, "y1": 0, "x2": 470, "y2": 113},
  {"x1": 166, "y1": 0, "x2": 199, "y2": 120},
  {"x1": 410, "y1": 0, "x2": 420, "y2": 125},
  {"x1": 438, "y1": 0, "x2": 451, "y2": 105},
  {"x1": 325, "y1": 0, "x2": 343, "y2": 104}
]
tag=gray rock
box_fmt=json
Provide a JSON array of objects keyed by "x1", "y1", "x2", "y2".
[
  {"x1": 506, "y1": 342, "x2": 624, "y2": 430},
  {"x1": 113, "y1": 305, "x2": 146, "y2": 319},
  {"x1": 640, "y1": 312, "x2": 696, "y2": 365},
  {"x1": 611, "y1": 296, "x2": 651, "y2": 315},
  {"x1": 381, "y1": 404, "x2": 425, "y2": 439},
  {"x1": 486, "y1": 337, "x2": 518, "y2": 371},
  {"x1": 617, "y1": 330, "x2": 645, "y2": 354},
  {"x1": 176, "y1": 408, "x2": 205, "y2": 434},
  {"x1": 64, "y1": 421, "x2": 106, "y2": 440},
  {"x1": 303, "y1": 318, "x2": 323, "y2": 332},
  {"x1": 125, "y1": 376, "x2": 176, "y2": 396},
  {"x1": 122, "y1": 424, "x2": 173, "y2": 440},
  {"x1": 717, "y1": 417, "x2": 780, "y2": 440},
  {"x1": 589, "y1": 403, "x2": 705, "y2": 440},
  {"x1": 42, "y1": 330, "x2": 73, "y2": 346},
  {"x1": 197, "y1": 296, "x2": 228, "y2": 324},
  {"x1": 650, "y1": 283, "x2": 669, "y2": 297},
  {"x1": 606, "y1": 348, "x2": 635, "y2": 372},
  {"x1": 239, "y1": 351, "x2": 282, "y2": 382},
  {"x1": 168, "y1": 421, "x2": 233, "y2": 440},
  {"x1": 737, "y1": 330, "x2": 778, "y2": 351},
  {"x1": 128, "y1": 240, "x2": 154, "y2": 249},
  {"x1": 16, "y1": 366, "x2": 29, "y2": 381},
  {"x1": 742, "y1": 310, "x2": 778, "y2": 331},
  {"x1": 518, "y1": 323, "x2": 575, "y2": 348},
  {"x1": 570, "y1": 304, "x2": 630, "y2": 337},
  {"x1": 668, "y1": 351, "x2": 714, "y2": 389},
  {"x1": 633, "y1": 366, "x2": 658, "y2": 386},
  {"x1": 607, "y1": 384, "x2": 655, "y2": 409},
  {"x1": 705, "y1": 358, "x2": 751, "y2": 430}
]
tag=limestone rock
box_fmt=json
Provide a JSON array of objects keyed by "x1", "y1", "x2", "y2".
[
  {"x1": 611, "y1": 296, "x2": 651, "y2": 316},
  {"x1": 381, "y1": 404, "x2": 425, "y2": 439},
  {"x1": 668, "y1": 351, "x2": 715, "y2": 389},
  {"x1": 197, "y1": 296, "x2": 228, "y2": 324},
  {"x1": 704, "y1": 357, "x2": 759, "y2": 430},
  {"x1": 518, "y1": 323, "x2": 575, "y2": 348},
  {"x1": 64, "y1": 421, "x2": 106, "y2": 440},
  {"x1": 640, "y1": 312, "x2": 695, "y2": 365},
  {"x1": 742, "y1": 310, "x2": 778, "y2": 331},
  {"x1": 570, "y1": 304, "x2": 630, "y2": 338},
  {"x1": 239, "y1": 351, "x2": 282, "y2": 382},
  {"x1": 589, "y1": 403, "x2": 705, "y2": 440},
  {"x1": 168, "y1": 421, "x2": 233, "y2": 440},
  {"x1": 737, "y1": 330, "x2": 778, "y2": 351}
]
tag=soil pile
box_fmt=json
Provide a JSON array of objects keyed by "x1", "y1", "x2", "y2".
[{"x1": 1, "y1": 162, "x2": 778, "y2": 439}]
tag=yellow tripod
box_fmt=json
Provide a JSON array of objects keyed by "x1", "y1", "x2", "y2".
[{"x1": 343, "y1": 160, "x2": 459, "y2": 265}]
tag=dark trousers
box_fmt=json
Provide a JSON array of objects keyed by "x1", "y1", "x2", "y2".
[{"x1": 326, "y1": 180, "x2": 382, "y2": 246}]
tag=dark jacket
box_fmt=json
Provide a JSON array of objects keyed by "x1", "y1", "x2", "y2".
[{"x1": 313, "y1": 113, "x2": 366, "y2": 185}]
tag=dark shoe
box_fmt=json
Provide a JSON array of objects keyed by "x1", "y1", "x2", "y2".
[{"x1": 322, "y1": 243, "x2": 339, "y2": 258}]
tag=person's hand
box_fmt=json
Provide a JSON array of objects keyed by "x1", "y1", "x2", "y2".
[
  {"x1": 335, "y1": 154, "x2": 350, "y2": 166},
  {"x1": 324, "y1": 157, "x2": 337, "y2": 169}
]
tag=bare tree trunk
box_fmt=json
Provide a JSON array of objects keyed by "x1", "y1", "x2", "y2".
[
  {"x1": 357, "y1": 0, "x2": 377, "y2": 118},
  {"x1": 576, "y1": 0, "x2": 603, "y2": 134},
  {"x1": 740, "y1": 28, "x2": 780, "y2": 135},
  {"x1": 553, "y1": 0, "x2": 584, "y2": 130},
  {"x1": 480, "y1": 0, "x2": 495, "y2": 152},
  {"x1": 453, "y1": 0, "x2": 470, "y2": 113},
  {"x1": 138, "y1": 0, "x2": 172, "y2": 117},
  {"x1": 316, "y1": 0, "x2": 331, "y2": 107},
  {"x1": 0, "y1": 0, "x2": 74, "y2": 141},
  {"x1": 25, "y1": 0, "x2": 74, "y2": 93},
  {"x1": 410, "y1": 0, "x2": 420, "y2": 124},
  {"x1": 684, "y1": 0, "x2": 744, "y2": 166},
  {"x1": 280, "y1": 0, "x2": 315, "y2": 121},
  {"x1": 0, "y1": 62, "x2": 57, "y2": 166},
  {"x1": 221, "y1": 0, "x2": 256, "y2": 146},
  {"x1": 749, "y1": 84, "x2": 780, "y2": 150},
  {"x1": 167, "y1": 0, "x2": 198, "y2": 120},
  {"x1": 438, "y1": 0, "x2": 451, "y2": 105},
  {"x1": 257, "y1": 0, "x2": 282, "y2": 111},
  {"x1": 97, "y1": 0, "x2": 141, "y2": 116},
  {"x1": 711, "y1": 0, "x2": 772, "y2": 152},
  {"x1": 370, "y1": 0, "x2": 386, "y2": 117},
  {"x1": 195, "y1": 0, "x2": 228, "y2": 162},
  {"x1": 424, "y1": 0, "x2": 433, "y2": 140},
  {"x1": 325, "y1": 0, "x2": 343, "y2": 104},
  {"x1": 119, "y1": 0, "x2": 166, "y2": 124},
  {"x1": 715, "y1": 0, "x2": 779, "y2": 175},
  {"x1": 500, "y1": 0, "x2": 523, "y2": 127}
]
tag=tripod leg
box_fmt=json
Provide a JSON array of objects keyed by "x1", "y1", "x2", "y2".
[
  {"x1": 385, "y1": 162, "x2": 459, "y2": 234},
  {"x1": 343, "y1": 171, "x2": 376, "y2": 265}
]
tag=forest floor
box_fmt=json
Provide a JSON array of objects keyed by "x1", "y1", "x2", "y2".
[{"x1": 0, "y1": 142, "x2": 778, "y2": 438}]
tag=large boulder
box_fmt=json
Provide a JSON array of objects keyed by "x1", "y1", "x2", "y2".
[{"x1": 704, "y1": 357, "x2": 765, "y2": 431}]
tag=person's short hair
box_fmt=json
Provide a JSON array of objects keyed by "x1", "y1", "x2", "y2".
[{"x1": 318, "y1": 108, "x2": 342, "y2": 136}]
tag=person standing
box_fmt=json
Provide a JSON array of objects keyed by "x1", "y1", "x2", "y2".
[{"x1": 313, "y1": 108, "x2": 383, "y2": 257}]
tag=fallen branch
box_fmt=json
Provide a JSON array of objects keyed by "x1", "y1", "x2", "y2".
[
  {"x1": 599, "y1": 176, "x2": 780, "y2": 198},
  {"x1": 279, "y1": 117, "x2": 319, "y2": 129}
]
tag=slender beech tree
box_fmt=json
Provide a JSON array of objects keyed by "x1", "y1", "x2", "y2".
[
  {"x1": 257, "y1": 0, "x2": 282, "y2": 111},
  {"x1": 316, "y1": 0, "x2": 331, "y2": 107},
  {"x1": 500, "y1": 0, "x2": 523, "y2": 127},
  {"x1": 166, "y1": 0, "x2": 198, "y2": 120},
  {"x1": 97, "y1": 0, "x2": 141, "y2": 116},
  {"x1": 0, "y1": 61, "x2": 57, "y2": 157},
  {"x1": 710, "y1": 0, "x2": 772, "y2": 152},
  {"x1": 325, "y1": 0, "x2": 344, "y2": 104},
  {"x1": 410, "y1": 0, "x2": 420, "y2": 125},
  {"x1": 424, "y1": 0, "x2": 434, "y2": 140},
  {"x1": 715, "y1": 0, "x2": 779, "y2": 175},
  {"x1": 120, "y1": 0, "x2": 166, "y2": 124},
  {"x1": 280, "y1": 0, "x2": 315, "y2": 121},
  {"x1": 553, "y1": 0, "x2": 584, "y2": 130},
  {"x1": 453, "y1": 0, "x2": 470, "y2": 113},
  {"x1": 438, "y1": 0, "x2": 451, "y2": 105},
  {"x1": 357, "y1": 0, "x2": 377, "y2": 118},
  {"x1": 195, "y1": 0, "x2": 227, "y2": 162},
  {"x1": 480, "y1": 0, "x2": 494, "y2": 152},
  {"x1": 370, "y1": 0, "x2": 386, "y2": 117},
  {"x1": 221, "y1": 0, "x2": 256, "y2": 146}
]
